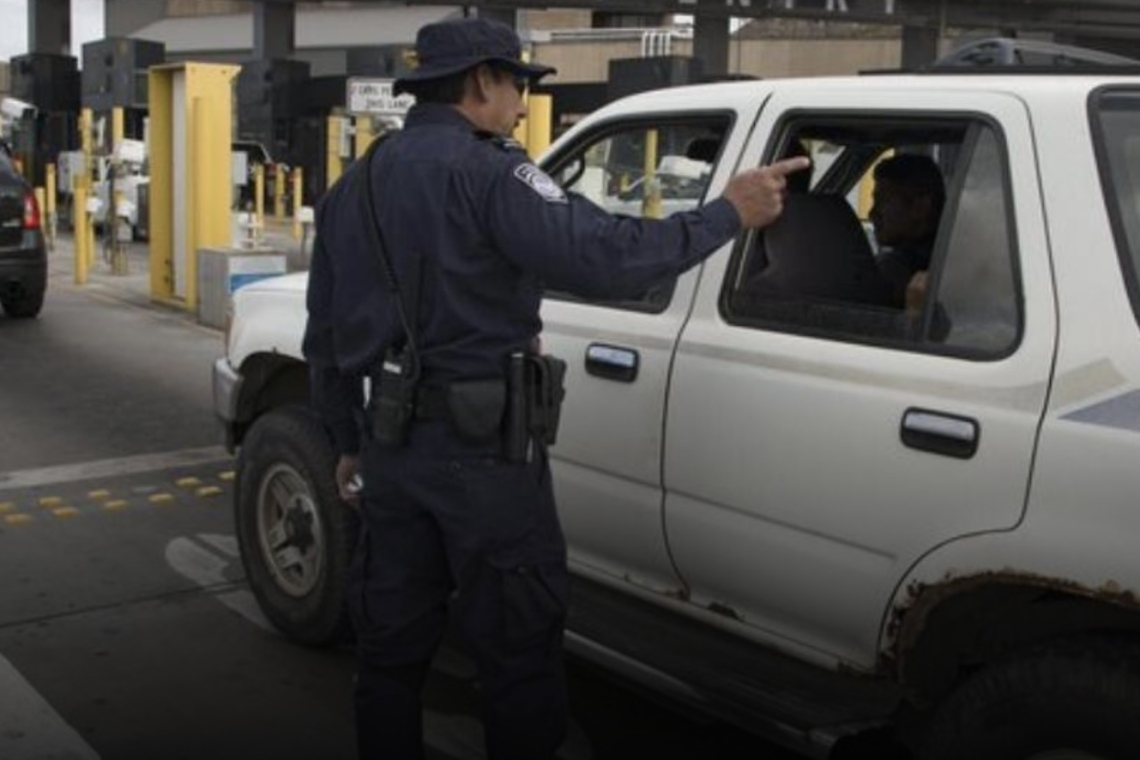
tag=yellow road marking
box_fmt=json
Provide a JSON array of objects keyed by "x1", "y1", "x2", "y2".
[
  {"x1": 176, "y1": 477, "x2": 202, "y2": 488},
  {"x1": 38, "y1": 496, "x2": 64, "y2": 508},
  {"x1": 4, "y1": 514, "x2": 33, "y2": 525},
  {"x1": 88, "y1": 489, "x2": 112, "y2": 500},
  {"x1": 148, "y1": 493, "x2": 175, "y2": 504},
  {"x1": 52, "y1": 507, "x2": 80, "y2": 518},
  {"x1": 196, "y1": 486, "x2": 223, "y2": 498},
  {"x1": 218, "y1": 471, "x2": 235, "y2": 482},
  {"x1": 103, "y1": 500, "x2": 128, "y2": 511}
]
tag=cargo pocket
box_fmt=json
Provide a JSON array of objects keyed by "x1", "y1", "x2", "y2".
[{"x1": 488, "y1": 550, "x2": 568, "y2": 651}]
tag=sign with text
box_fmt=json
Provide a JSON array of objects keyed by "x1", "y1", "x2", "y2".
[{"x1": 347, "y1": 78, "x2": 416, "y2": 117}]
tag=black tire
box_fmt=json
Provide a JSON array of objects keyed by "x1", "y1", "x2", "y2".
[
  {"x1": 921, "y1": 636, "x2": 1140, "y2": 760},
  {"x1": 236, "y1": 405, "x2": 359, "y2": 646},
  {"x1": 2, "y1": 288, "x2": 44, "y2": 319}
]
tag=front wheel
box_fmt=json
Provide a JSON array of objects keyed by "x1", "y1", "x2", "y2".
[
  {"x1": 921, "y1": 636, "x2": 1140, "y2": 760},
  {"x1": 235, "y1": 405, "x2": 358, "y2": 646}
]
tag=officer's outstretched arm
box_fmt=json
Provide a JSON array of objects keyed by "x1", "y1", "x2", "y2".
[{"x1": 484, "y1": 156, "x2": 805, "y2": 301}]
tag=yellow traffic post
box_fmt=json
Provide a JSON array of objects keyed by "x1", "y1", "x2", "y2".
[
  {"x1": 292, "y1": 167, "x2": 304, "y2": 241},
  {"x1": 525, "y1": 94, "x2": 552, "y2": 160},
  {"x1": 354, "y1": 116, "x2": 374, "y2": 160},
  {"x1": 79, "y1": 109, "x2": 93, "y2": 169},
  {"x1": 74, "y1": 186, "x2": 89, "y2": 285},
  {"x1": 45, "y1": 163, "x2": 56, "y2": 248},
  {"x1": 253, "y1": 162, "x2": 265, "y2": 232},
  {"x1": 327, "y1": 115, "x2": 344, "y2": 190},
  {"x1": 111, "y1": 107, "x2": 125, "y2": 151},
  {"x1": 148, "y1": 62, "x2": 241, "y2": 310},
  {"x1": 857, "y1": 149, "x2": 892, "y2": 221},
  {"x1": 642, "y1": 128, "x2": 662, "y2": 219},
  {"x1": 33, "y1": 187, "x2": 45, "y2": 247},
  {"x1": 274, "y1": 163, "x2": 285, "y2": 220}
]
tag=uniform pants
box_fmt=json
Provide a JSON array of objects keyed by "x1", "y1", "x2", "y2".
[{"x1": 351, "y1": 421, "x2": 569, "y2": 760}]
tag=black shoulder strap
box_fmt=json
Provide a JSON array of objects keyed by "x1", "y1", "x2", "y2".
[{"x1": 358, "y1": 132, "x2": 421, "y2": 376}]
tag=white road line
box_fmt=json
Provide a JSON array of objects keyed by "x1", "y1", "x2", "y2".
[
  {"x1": 0, "y1": 653, "x2": 100, "y2": 760},
  {"x1": 0, "y1": 447, "x2": 231, "y2": 492},
  {"x1": 164, "y1": 534, "x2": 592, "y2": 759},
  {"x1": 164, "y1": 536, "x2": 273, "y2": 632}
]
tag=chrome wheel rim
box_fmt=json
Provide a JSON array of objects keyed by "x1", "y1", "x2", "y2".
[{"x1": 256, "y1": 463, "x2": 324, "y2": 598}]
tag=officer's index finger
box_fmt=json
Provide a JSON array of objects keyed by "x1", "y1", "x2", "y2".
[{"x1": 765, "y1": 156, "x2": 813, "y2": 177}]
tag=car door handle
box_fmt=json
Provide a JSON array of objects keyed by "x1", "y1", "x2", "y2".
[
  {"x1": 585, "y1": 343, "x2": 639, "y2": 382},
  {"x1": 900, "y1": 408, "x2": 979, "y2": 459}
]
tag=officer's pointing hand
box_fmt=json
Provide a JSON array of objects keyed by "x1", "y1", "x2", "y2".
[{"x1": 722, "y1": 156, "x2": 813, "y2": 229}]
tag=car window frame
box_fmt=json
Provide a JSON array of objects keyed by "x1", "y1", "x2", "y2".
[
  {"x1": 718, "y1": 109, "x2": 1024, "y2": 361},
  {"x1": 540, "y1": 109, "x2": 736, "y2": 315},
  {"x1": 1088, "y1": 84, "x2": 1140, "y2": 331}
]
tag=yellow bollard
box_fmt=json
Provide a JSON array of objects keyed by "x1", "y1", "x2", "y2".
[
  {"x1": 74, "y1": 186, "x2": 89, "y2": 285},
  {"x1": 525, "y1": 94, "x2": 552, "y2": 160},
  {"x1": 326, "y1": 115, "x2": 344, "y2": 190},
  {"x1": 292, "y1": 167, "x2": 304, "y2": 241},
  {"x1": 33, "y1": 187, "x2": 45, "y2": 247},
  {"x1": 354, "y1": 116, "x2": 374, "y2": 160},
  {"x1": 642, "y1": 129, "x2": 662, "y2": 220},
  {"x1": 80, "y1": 109, "x2": 93, "y2": 163},
  {"x1": 112, "y1": 107, "x2": 125, "y2": 151},
  {"x1": 45, "y1": 164, "x2": 56, "y2": 248},
  {"x1": 253, "y1": 162, "x2": 265, "y2": 232},
  {"x1": 274, "y1": 164, "x2": 285, "y2": 220}
]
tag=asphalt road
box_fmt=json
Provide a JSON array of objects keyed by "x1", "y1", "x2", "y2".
[{"x1": 0, "y1": 268, "x2": 806, "y2": 760}]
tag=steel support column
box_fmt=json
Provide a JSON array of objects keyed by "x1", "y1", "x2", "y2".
[
  {"x1": 694, "y1": 11, "x2": 731, "y2": 78},
  {"x1": 29, "y1": 0, "x2": 70, "y2": 56},
  {"x1": 253, "y1": 1, "x2": 296, "y2": 60}
]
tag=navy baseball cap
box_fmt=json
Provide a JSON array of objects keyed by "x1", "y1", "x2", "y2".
[{"x1": 394, "y1": 17, "x2": 556, "y2": 94}]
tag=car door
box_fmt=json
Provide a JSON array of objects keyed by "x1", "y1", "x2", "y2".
[
  {"x1": 539, "y1": 93, "x2": 766, "y2": 593},
  {"x1": 663, "y1": 87, "x2": 1057, "y2": 667}
]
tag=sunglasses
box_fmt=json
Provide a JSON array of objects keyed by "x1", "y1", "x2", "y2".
[{"x1": 492, "y1": 67, "x2": 528, "y2": 95}]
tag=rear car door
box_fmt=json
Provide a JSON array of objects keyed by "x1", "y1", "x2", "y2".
[
  {"x1": 540, "y1": 91, "x2": 766, "y2": 593},
  {"x1": 663, "y1": 86, "x2": 1056, "y2": 666}
]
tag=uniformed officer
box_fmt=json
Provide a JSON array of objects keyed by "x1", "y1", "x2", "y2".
[{"x1": 302, "y1": 16, "x2": 809, "y2": 760}]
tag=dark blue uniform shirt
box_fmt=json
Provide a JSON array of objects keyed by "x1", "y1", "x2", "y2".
[{"x1": 303, "y1": 103, "x2": 741, "y2": 454}]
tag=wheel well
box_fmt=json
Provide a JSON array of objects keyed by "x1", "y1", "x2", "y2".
[
  {"x1": 233, "y1": 353, "x2": 310, "y2": 447},
  {"x1": 891, "y1": 576, "x2": 1140, "y2": 705}
]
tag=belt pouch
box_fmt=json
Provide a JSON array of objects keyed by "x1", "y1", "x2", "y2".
[
  {"x1": 445, "y1": 379, "x2": 507, "y2": 441},
  {"x1": 527, "y1": 355, "x2": 567, "y2": 446}
]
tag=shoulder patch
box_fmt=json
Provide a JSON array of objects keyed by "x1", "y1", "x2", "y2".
[{"x1": 512, "y1": 163, "x2": 568, "y2": 204}]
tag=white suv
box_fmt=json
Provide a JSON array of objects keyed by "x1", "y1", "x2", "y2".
[{"x1": 213, "y1": 61, "x2": 1140, "y2": 759}]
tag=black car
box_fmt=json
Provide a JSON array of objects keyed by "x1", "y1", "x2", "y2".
[{"x1": 0, "y1": 146, "x2": 45, "y2": 319}]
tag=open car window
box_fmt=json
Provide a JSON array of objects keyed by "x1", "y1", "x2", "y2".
[
  {"x1": 721, "y1": 115, "x2": 1022, "y2": 359},
  {"x1": 543, "y1": 116, "x2": 730, "y2": 313}
]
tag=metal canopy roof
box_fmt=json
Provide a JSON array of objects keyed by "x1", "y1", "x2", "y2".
[{"x1": 251, "y1": 0, "x2": 1140, "y2": 39}]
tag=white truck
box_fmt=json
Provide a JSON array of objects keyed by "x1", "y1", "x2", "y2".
[{"x1": 213, "y1": 59, "x2": 1140, "y2": 759}]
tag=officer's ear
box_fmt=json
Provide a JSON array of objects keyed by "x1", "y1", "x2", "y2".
[{"x1": 470, "y1": 64, "x2": 497, "y2": 102}]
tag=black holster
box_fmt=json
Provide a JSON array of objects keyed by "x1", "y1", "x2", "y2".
[{"x1": 503, "y1": 352, "x2": 567, "y2": 463}]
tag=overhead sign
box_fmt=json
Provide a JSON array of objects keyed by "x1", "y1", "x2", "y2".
[{"x1": 347, "y1": 78, "x2": 415, "y2": 117}]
